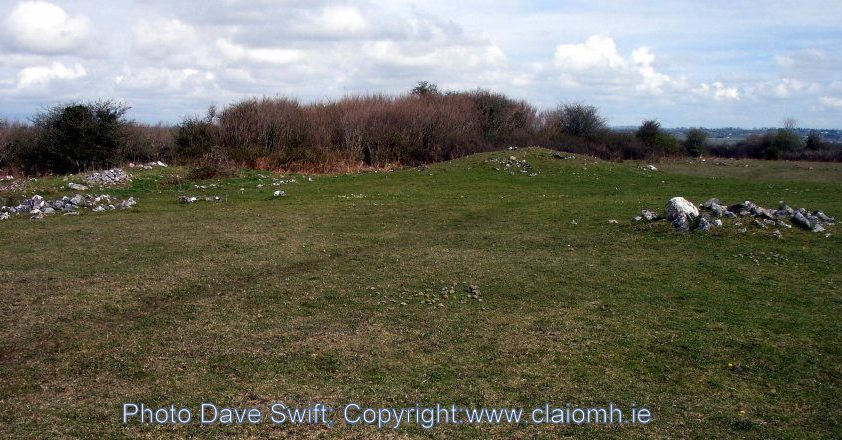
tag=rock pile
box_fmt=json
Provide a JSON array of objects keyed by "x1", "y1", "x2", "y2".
[
  {"x1": 1, "y1": 194, "x2": 136, "y2": 220},
  {"x1": 85, "y1": 168, "x2": 131, "y2": 186},
  {"x1": 637, "y1": 196, "x2": 835, "y2": 234}
]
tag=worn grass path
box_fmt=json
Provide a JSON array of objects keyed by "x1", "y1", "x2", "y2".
[{"x1": 1, "y1": 148, "x2": 840, "y2": 438}]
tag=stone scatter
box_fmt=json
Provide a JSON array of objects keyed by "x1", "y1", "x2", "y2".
[
  {"x1": 637, "y1": 196, "x2": 834, "y2": 236},
  {"x1": 1, "y1": 193, "x2": 137, "y2": 220},
  {"x1": 85, "y1": 168, "x2": 131, "y2": 186},
  {"x1": 128, "y1": 161, "x2": 168, "y2": 170},
  {"x1": 488, "y1": 155, "x2": 536, "y2": 176}
]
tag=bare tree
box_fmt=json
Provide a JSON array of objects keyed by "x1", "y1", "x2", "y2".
[{"x1": 783, "y1": 118, "x2": 797, "y2": 132}]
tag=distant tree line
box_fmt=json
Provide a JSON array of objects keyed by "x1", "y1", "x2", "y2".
[{"x1": 1, "y1": 83, "x2": 840, "y2": 175}]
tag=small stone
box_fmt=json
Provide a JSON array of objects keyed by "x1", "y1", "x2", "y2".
[
  {"x1": 792, "y1": 211, "x2": 813, "y2": 230},
  {"x1": 712, "y1": 219, "x2": 723, "y2": 227},
  {"x1": 772, "y1": 229, "x2": 783, "y2": 239},
  {"x1": 646, "y1": 164, "x2": 658, "y2": 171},
  {"x1": 118, "y1": 197, "x2": 136, "y2": 209},
  {"x1": 641, "y1": 210, "x2": 658, "y2": 221},
  {"x1": 67, "y1": 182, "x2": 88, "y2": 191},
  {"x1": 608, "y1": 219, "x2": 618, "y2": 224},
  {"x1": 274, "y1": 190, "x2": 286, "y2": 197},
  {"x1": 672, "y1": 213, "x2": 691, "y2": 232},
  {"x1": 702, "y1": 198, "x2": 721, "y2": 209},
  {"x1": 814, "y1": 211, "x2": 835, "y2": 222}
]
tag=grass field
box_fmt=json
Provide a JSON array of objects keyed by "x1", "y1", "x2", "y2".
[{"x1": 1, "y1": 148, "x2": 840, "y2": 438}]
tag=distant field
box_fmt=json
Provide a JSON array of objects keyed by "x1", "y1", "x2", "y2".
[{"x1": 1, "y1": 148, "x2": 840, "y2": 438}]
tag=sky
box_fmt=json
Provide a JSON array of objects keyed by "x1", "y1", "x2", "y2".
[{"x1": 1, "y1": 0, "x2": 841, "y2": 128}]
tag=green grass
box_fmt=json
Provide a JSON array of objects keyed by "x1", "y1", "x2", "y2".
[{"x1": 1, "y1": 148, "x2": 840, "y2": 438}]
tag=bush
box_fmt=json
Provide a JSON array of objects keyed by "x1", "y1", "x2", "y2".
[
  {"x1": 684, "y1": 127, "x2": 707, "y2": 156},
  {"x1": 466, "y1": 90, "x2": 537, "y2": 147},
  {"x1": 0, "y1": 119, "x2": 15, "y2": 167},
  {"x1": 187, "y1": 148, "x2": 236, "y2": 180},
  {"x1": 636, "y1": 120, "x2": 661, "y2": 147},
  {"x1": 216, "y1": 97, "x2": 311, "y2": 165},
  {"x1": 635, "y1": 120, "x2": 681, "y2": 157},
  {"x1": 21, "y1": 101, "x2": 128, "y2": 174},
  {"x1": 542, "y1": 103, "x2": 607, "y2": 141},
  {"x1": 411, "y1": 81, "x2": 439, "y2": 97},
  {"x1": 175, "y1": 107, "x2": 218, "y2": 161},
  {"x1": 120, "y1": 122, "x2": 175, "y2": 163}
]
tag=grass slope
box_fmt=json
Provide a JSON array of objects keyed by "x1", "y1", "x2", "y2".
[{"x1": 1, "y1": 148, "x2": 840, "y2": 438}]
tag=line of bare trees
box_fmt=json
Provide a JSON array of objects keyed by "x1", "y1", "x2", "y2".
[{"x1": 1, "y1": 83, "x2": 839, "y2": 175}]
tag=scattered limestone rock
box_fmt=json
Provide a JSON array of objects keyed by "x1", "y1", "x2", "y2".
[
  {"x1": 85, "y1": 168, "x2": 131, "y2": 186},
  {"x1": 488, "y1": 155, "x2": 534, "y2": 175},
  {"x1": 637, "y1": 196, "x2": 834, "y2": 236},
  {"x1": 129, "y1": 161, "x2": 168, "y2": 170},
  {"x1": 179, "y1": 195, "x2": 222, "y2": 204},
  {"x1": 274, "y1": 190, "x2": 286, "y2": 197},
  {"x1": 645, "y1": 164, "x2": 658, "y2": 171},
  {"x1": 67, "y1": 182, "x2": 88, "y2": 191},
  {"x1": 118, "y1": 197, "x2": 136, "y2": 209}
]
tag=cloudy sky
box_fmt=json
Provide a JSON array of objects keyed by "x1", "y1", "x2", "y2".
[{"x1": 1, "y1": 0, "x2": 841, "y2": 128}]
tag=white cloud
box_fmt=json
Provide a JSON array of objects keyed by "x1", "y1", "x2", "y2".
[
  {"x1": 632, "y1": 47, "x2": 672, "y2": 94},
  {"x1": 693, "y1": 82, "x2": 740, "y2": 101},
  {"x1": 133, "y1": 18, "x2": 199, "y2": 59},
  {"x1": 364, "y1": 40, "x2": 505, "y2": 69},
  {"x1": 819, "y1": 96, "x2": 842, "y2": 109},
  {"x1": 3, "y1": 1, "x2": 91, "y2": 54},
  {"x1": 215, "y1": 39, "x2": 304, "y2": 65},
  {"x1": 17, "y1": 62, "x2": 86, "y2": 88},
  {"x1": 320, "y1": 5, "x2": 367, "y2": 34},
  {"x1": 551, "y1": 35, "x2": 676, "y2": 95},
  {"x1": 553, "y1": 35, "x2": 626, "y2": 71},
  {"x1": 114, "y1": 66, "x2": 216, "y2": 92},
  {"x1": 750, "y1": 78, "x2": 814, "y2": 99}
]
